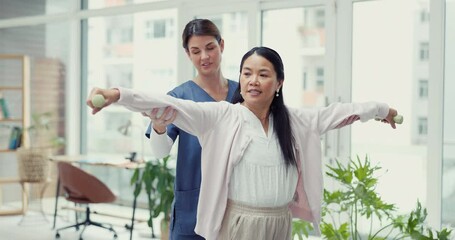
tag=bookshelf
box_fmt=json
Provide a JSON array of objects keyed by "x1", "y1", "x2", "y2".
[
  {"x1": 0, "y1": 54, "x2": 31, "y2": 216},
  {"x1": 0, "y1": 54, "x2": 30, "y2": 152}
]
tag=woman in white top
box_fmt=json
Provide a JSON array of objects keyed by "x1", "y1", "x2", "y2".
[{"x1": 87, "y1": 46, "x2": 398, "y2": 240}]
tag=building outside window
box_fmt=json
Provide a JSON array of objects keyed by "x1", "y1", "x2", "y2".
[
  {"x1": 303, "y1": 71, "x2": 307, "y2": 90},
  {"x1": 418, "y1": 117, "x2": 428, "y2": 135},
  {"x1": 145, "y1": 19, "x2": 174, "y2": 39},
  {"x1": 316, "y1": 67, "x2": 324, "y2": 91},
  {"x1": 420, "y1": 42, "x2": 429, "y2": 61},
  {"x1": 420, "y1": 9, "x2": 429, "y2": 23},
  {"x1": 419, "y1": 79, "x2": 428, "y2": 98},
  {"x1": 315, "y1": 9, "x2": 325, "y2": 28}
]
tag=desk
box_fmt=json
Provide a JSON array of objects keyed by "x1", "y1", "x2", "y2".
[{"x1": 49, "y1": 154, "x2": 144, "y2": 240}]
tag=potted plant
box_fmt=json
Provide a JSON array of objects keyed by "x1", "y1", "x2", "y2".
[
  {"x1": 16, "y1": 112, "x2": 65, "y2": 182},
  {"x1": 292, "y1": 155, "x2": 453, "y2": 240},
  {"x1": 130, "y1": 155, "x2": 175, "y2": 240}
]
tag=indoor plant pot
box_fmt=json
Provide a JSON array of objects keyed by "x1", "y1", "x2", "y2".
[{"x1": 15, "y1": 112, "x2": 65, "y2": 182}]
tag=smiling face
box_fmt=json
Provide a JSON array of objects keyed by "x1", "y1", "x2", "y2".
[
  {"x1": 186, "y1": 35, "x2": 224, "y2": 76},
  {"x1": 239, "y1": 53, "x2": 283, "y2": 110}
]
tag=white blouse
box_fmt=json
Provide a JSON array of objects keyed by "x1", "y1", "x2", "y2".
[{"x1": 228, "y1": 107, "x2": 299, "y2": 207}]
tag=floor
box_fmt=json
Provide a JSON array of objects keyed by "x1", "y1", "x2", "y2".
[{"x1": 0, "y1": 197, "x2": 163, "y2": 240}]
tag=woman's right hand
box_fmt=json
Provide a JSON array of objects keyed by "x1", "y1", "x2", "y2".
[
  {"x1": 86, "y1": 87, "x2": 120, "y2": 115},
  {"x1": 142, "y1": 106, "x2": 177, "y2": 134}
]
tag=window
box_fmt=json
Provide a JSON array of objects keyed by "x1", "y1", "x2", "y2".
[
  {"x1": 145, "y1": 19, "x2": 174, "y2": 39},
  {"x1": 153, "y1": 20, "x2": 166, "y2": 38},
  {"x1": 442, "y1": 0, "x2": 455, "y2": 226},
  {"x1": 420, "y1": 42, "x2": 429, "y2": 61},
  {"x1": 418, "y1": 117, "x2": 428, "y2": 135},
  {"x1": 106, "y1": 27, "x2": 133, "y2": 44},
  {"x1": 197, "y1": 12, "x2": 248, "y2": 81},
  {"x1": 315, "y1": 9, "x2": 325, "y2": 28},
  {"x1": 419, "y1": 79, "x2": 428, "y2": 98},
  {"x1": 420, "y1": 10, "x2": 429, "y2": 23},
  {"x1": 105, "y1": 15, "x2": 134, "y2": 45},
  {"x1": 87, "y1": 0, "x2": 168, "y2": 9},
  {"x1": 106, "y1": 65, "x2": 133, "y2": 88},
  {"x1": 316, "y1": 67, "x2": 324, "y2": 90},
  {"x1": 263, "y1": 6, "x2": 326, "y2": 108},
  {"x1": 303, "y1": 72, "x2": 307, "y2": 90},
  {"x1": 0, "y1": 0, "x2": 72, "y2": 20},
  {"x1": 84, "y1": 9, "x2": 178, "y2": 204},
  {"x1": 351, "y1": 1, "x2": 430, "y2": 235},
  {"x1": 0, "y1": 22, "x2": 69, "y2": 153}
]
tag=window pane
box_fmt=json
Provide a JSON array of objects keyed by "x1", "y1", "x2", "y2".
[
  {"x1": 87, "y1": 0, "x2": 167, "y2": 10},
  {"x1": 442, "y1": 0, "x2": 455, "y2": 226},
  {"x1": 262, "y1": 7, "x2": 326, "y2": 108},
  {"x1": 351, "y1": 0, "x2": 429, "y2": 227},
  {"x1": 418, "y1": 79, "x2": 428, "y2": 98},
  {"x1": 0, "y1": 23, "x2": 69, "y2": 195},
  {"x1": 197, "y1": 12, "x2": 248, "y2": 82},
  {"x1": 84, "y1": 9, "x2": 178, "y2": 203},
  {"x1": 0, "y1": 23, "x2": 69, "y2": 141},
  {"x1": 0, "y1": 0, "x2": 73, "y2": 20}
]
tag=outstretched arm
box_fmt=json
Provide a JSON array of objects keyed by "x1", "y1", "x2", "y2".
[
  {"x1": 315, "y1": 102, "x2": 399, "y2": 134},
  {"x1": 334, "y1": 107, "x2": 399, "y2": 129},
  {"x1": 87, "y1": 87, "x2": 228, "y2": 138}
]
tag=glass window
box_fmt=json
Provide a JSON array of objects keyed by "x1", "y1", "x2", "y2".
[
  {"x1": 351, "y1": 0, "x2": 429, "y2": 231},
  {"x1": 0, "y1": 23, "x2": 69, "y2": 150},
  {"x1": 86, "y1": 0, "x2": 167, "y2": 10},
  {"x1": 145, "y1": 19, "x2": 174, "y2": 39},
  {"x1": 315, "y1": 9, "x2": 325, "y2": 28},
  {"x1": 0, "y1": 0, "x2": 73, "y2": 20},
  {"x1": 302, "y1": 71, "x2": 307, "y2": 90},
  {"x1": 105, "y1": 15, "x2": 134, "y2": 45},
  {"x1": 442, "y1": 0, "x2": 455, "y2": 226},
  {"x1": 84, "y1": 8, "x2": 178, "y2": 203},
  {"x1": 197, "y1": 12, "x2": 248, "y2": 82},
  {"x1": 316, "y1": 67, "x2": 324, "y2": 90},
  {"x1": 418, "y1": 79, "x2": 428, "y2": 98},
  {"x1": 418, "y1": 117, "x2": 427, "y2": 136},
  {"x1": 263, "y1": 6, "x2": 326, "y2": 108},
  {"x1": 420, "y1": 42, "x2": 429, "y2": 61},
  {"x1": 420, "y1": 9, "x2": 429, "y2": 23},
  {"x1": 153, "y1": 19, "x2": 166, "y2": 38}
]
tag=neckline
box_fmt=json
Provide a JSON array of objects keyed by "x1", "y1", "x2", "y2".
[
  {"x1": 239, "y1": 104, "x2": 273, "y2": 139},
  {"x1": 189, "y1": 80, "x2": 234, "y2": 102}
]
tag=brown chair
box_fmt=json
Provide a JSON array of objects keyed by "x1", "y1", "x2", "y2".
[{"x1": 55, "y1": 162, "x2": 118, "y2": 239}]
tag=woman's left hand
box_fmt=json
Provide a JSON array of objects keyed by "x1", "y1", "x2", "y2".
[{"x1": 381, "y1": 107, "x2": 398, "y2": 129}]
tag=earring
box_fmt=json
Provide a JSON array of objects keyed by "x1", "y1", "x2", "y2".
[{"x1": 275, "y1": 90, "x2": 279, "y2": 97}]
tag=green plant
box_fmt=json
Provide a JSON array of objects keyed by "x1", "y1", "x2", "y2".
[
  {"x1": 26, "y1": 111, "x2": 65, "y2": 149},
  {"x1": 130, "y1": 155, "x2": 175, "y2": 238},
  {"x1": 292, "y1": 155, "x2": 453, "y2": 240}
]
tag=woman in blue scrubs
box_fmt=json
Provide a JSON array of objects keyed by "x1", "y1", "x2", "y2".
[{"x1": 144, "y1": 19, "x2": 238, "y2": 240}]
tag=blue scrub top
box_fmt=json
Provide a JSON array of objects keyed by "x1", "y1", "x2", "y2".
[{"x1": 145, "y1": 80, "x2": 238, "y2": 236}]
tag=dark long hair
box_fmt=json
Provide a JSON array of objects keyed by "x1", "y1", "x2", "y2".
[
  {"x1": 182, "y1": 19, "x2": 222, "y2": 51},
  {"x1": 231, "y1": 47, "x2": 297, "y2": 168}
]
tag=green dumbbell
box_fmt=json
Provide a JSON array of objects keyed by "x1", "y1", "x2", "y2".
[
  {"x1": 91, "y1": 94, "x2": 105, "y2": 108},
  {"x1": 393, "y1": 115, "x2": 403, "y2": 124},
  {"x1": 375, "y1": 115, "x2": 403, "y2": 124}
]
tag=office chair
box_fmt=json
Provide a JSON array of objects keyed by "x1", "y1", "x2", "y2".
[{"x1": 55, "y1": 162, "x2": 118, "y2": 239}]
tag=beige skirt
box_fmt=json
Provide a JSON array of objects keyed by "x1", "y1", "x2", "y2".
[{"x1": 219, "y1": 200, "x2": 292, "y2": 240}]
